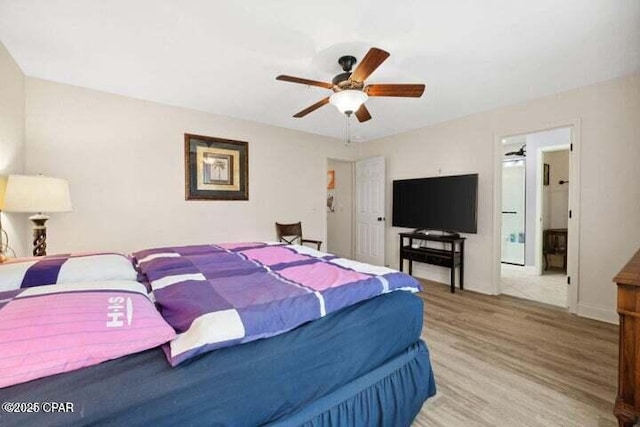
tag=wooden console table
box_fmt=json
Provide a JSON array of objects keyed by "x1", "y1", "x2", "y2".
[
  {"x1": 543, "y1": 228, "x2": 568, "y2": 271},
  {"x1": 399, "y1": 232, "x2": 465, "y2": 293},
  {"x1": 614, "y1": 248, "x2": 640, "y2": 427}
]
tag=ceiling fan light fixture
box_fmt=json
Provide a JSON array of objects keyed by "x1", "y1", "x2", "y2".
[
  {"x1": 277, "y1": 47, "x2": 422, "y2": 122},
  {"x1": 329, "y1": 90, "x2": 368, "y2": 115}
]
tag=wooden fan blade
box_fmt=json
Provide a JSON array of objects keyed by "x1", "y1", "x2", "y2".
[
  {"x1": 350, "y1": 48, "x2": 390, "y2": 83},
  {"x1": 355, "y1": 104, "x2": 372, "y2": 122},
  {"x1": 276, "y1": 75, "x2": 333, "y2": 89},
  {"x1": 365, "y1": 84, "x2": 425, "y2": 97},
  {"x1": 293, "y1": 97, "x2": 330, "y2": 118}
]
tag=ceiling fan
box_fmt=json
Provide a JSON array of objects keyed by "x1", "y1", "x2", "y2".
[
  {"x1": 276, "y1": 47, "x2": 426, "y2": 123},
  {"x1": 505, "y1": 145, "x2": 527, "y2": 157}
]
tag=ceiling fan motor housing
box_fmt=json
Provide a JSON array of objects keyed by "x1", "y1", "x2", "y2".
[
  {"x1": 332, "y1": 55, "x2": 360, "y2": 88},
  {"x1": 332, "y1": 72, "x2": 351, "y2": 86}
]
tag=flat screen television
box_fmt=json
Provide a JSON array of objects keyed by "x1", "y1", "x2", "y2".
[{"x1": 392, "y1": 174, "x2": 478, "y2": 234}]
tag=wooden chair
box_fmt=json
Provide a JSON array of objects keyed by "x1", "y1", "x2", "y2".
[{"x1": 275, "y1": 222, "x2": 322, "y2": 250}]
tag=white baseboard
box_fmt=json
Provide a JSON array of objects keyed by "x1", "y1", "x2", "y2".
[
  {"x1": 577, "y1": 303, "x2": 618, "y2": 325},
  {"x1": 463, "y1": 283, "x2": 495, "y2": 295},
  {"x1": 413, "y1": 274, "x2": 494, "y2": 295},
  {"x1": 500, "y1": 264, "x2": 538, "y2": 275}
]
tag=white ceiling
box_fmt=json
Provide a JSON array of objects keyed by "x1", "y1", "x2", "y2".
[
  {"x1": 502, "y1": 135, "x2": 527, "y2": 147},
  {"x1": 1, "y1": 0, "x2": 638, "y2": 141}
]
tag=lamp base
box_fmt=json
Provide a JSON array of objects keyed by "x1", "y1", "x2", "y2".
[{"x1": 29, "y1": 213, "x2": 49, "y2": 257}]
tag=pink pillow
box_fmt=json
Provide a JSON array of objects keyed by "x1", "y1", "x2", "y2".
[{"x1": 0, "y1": 281, "x2": 176, "y2": 388}]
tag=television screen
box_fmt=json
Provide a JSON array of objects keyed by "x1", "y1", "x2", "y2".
[{"x1": 392, "y1": 174, "x2": 478, "y2": 233}]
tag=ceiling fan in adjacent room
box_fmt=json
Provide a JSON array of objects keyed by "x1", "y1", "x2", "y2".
[
  {"x1": 505, "y1": 145, "x2": 527, "y2": 157},
  {"x1": 276, "y1": 47, "x2": 426, "y2": 123}
]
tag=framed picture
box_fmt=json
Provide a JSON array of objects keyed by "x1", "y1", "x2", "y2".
[
  {"x1": 184, "y1": 133, "x2": 249, "y2": 200},
  {"x1": 543, "y1": 163, "x2": 550, "y2": 186},
  {"x1": 327, "y1": 170, "x2": 335, "y2": 189}
]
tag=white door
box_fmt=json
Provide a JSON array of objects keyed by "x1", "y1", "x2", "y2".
[{"x1": 355, "y1": 156, "x2": 385, "y2": 265}]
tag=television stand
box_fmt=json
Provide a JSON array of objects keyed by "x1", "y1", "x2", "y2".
[
  {"x1": 412, "y1": 228, "x2": 460, "y2": 239},
  {"x1": 399, "y1": 232, "x2": 466, "y2": 293}
]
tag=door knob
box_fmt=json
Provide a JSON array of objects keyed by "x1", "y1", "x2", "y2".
[{"x1": 377, "y1": 217, "x2": 385, "y2": 221}]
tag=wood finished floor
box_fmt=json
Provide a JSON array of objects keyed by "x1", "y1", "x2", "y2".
[{"x1": 413, "y1": 280, "x2": 618, "y2": 427}]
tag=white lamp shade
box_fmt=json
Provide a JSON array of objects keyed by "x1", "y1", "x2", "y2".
[
  {"x1": 329, "y1": 90, "x2": 368, "y2": 114},
  {"x1": 0, "y1": 176, "x2": 6, "y2": 210},
  {"x1": 3, "y1": 175, "x2": 72, "y2": 213}
]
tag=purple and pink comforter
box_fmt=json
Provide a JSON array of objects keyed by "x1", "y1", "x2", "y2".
[{"x1": 134, "y1": 242, "x2": 421, "y2": 366}]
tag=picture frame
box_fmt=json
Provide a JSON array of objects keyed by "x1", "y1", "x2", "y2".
[
  {"x1": 543, "y1": 163, "x2": 550, "y2": 186},
  {"x1": 184, "y1": 133, "x2": 249, "y2": 200},
  {"x1": 327, "y1": 170, "x2": 335, "y2": 189}
]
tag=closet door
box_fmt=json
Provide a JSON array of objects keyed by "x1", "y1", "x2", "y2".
[{"x1": 354, "y1": 156, "x2": 385, "y2": 266}]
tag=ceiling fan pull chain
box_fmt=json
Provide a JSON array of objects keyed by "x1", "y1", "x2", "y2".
[
  {"x1": 344, "y1": 114, "x2": 347, "y2": 144},
  {"x1": 345, "y1": 113, "x2": 351, "y2": 145}
]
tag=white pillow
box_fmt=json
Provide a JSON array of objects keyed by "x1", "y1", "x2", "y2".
[{"x1": 0, "y1": 253, "x2": 137, "y2": 291}]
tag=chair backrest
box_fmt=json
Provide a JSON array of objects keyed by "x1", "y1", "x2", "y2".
[{"x1": 275, "y1": 222, "x2": 303, "y2": 245}]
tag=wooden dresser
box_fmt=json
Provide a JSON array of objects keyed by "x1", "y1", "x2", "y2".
[{"x1": 614, "y1": 248, "x2": 640, "y2": 426}]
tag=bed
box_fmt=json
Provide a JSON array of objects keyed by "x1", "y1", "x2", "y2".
[{"x1": 0, "y1": 243, "x2": 436, "y2": 426}]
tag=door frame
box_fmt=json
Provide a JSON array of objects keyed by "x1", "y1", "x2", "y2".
[
  {"x1": 492, "y1": 118, "x2": 581, "y2": 313},
  {"x1": 534, "y1": 144, "x2": 570, "y2": 276}
]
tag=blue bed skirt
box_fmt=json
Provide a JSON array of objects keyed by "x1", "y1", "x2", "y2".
[{"x1": 271, "y1": 341, "x2": 435, "y2": 427}]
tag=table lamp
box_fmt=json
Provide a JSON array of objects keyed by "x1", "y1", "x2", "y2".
[
  {"x1": 3, "y1": 174, "x2": 72, "y2": 256},
  {"x1": 0, "y1": 176, "x2": 7, "y2": 259},
  {"x1": 0, "y1": 176, "x2": 6, "y2": 208}
]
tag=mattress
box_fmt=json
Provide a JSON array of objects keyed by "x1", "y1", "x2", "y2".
[{"x1": 0, "y1": 291, "x2": 433, "y2": 426}]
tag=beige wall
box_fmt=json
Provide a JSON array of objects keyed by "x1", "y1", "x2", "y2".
[
  {"x1": 359, "y1": 73, "x2": 640, "y2": 323},
  {"x1": 0, "y1": 42, "x2": 26, "y2": 257},
  {"x1": 327, "y1": 159, "x2": 353, "y2": 258},
  {"x1": 24, "y1": 78, "x2": 352, "y2": 254}
]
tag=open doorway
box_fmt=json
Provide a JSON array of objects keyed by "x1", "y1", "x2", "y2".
[
  {"x1": 499, "y1": 127, "x2": 572, "y2": 308},
  {"x1": 501, "y1": 135, "x2": 526, "y2": 266},
  {"x1": 326, "y1": 159, "x2": 354, "y2": 259}
]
